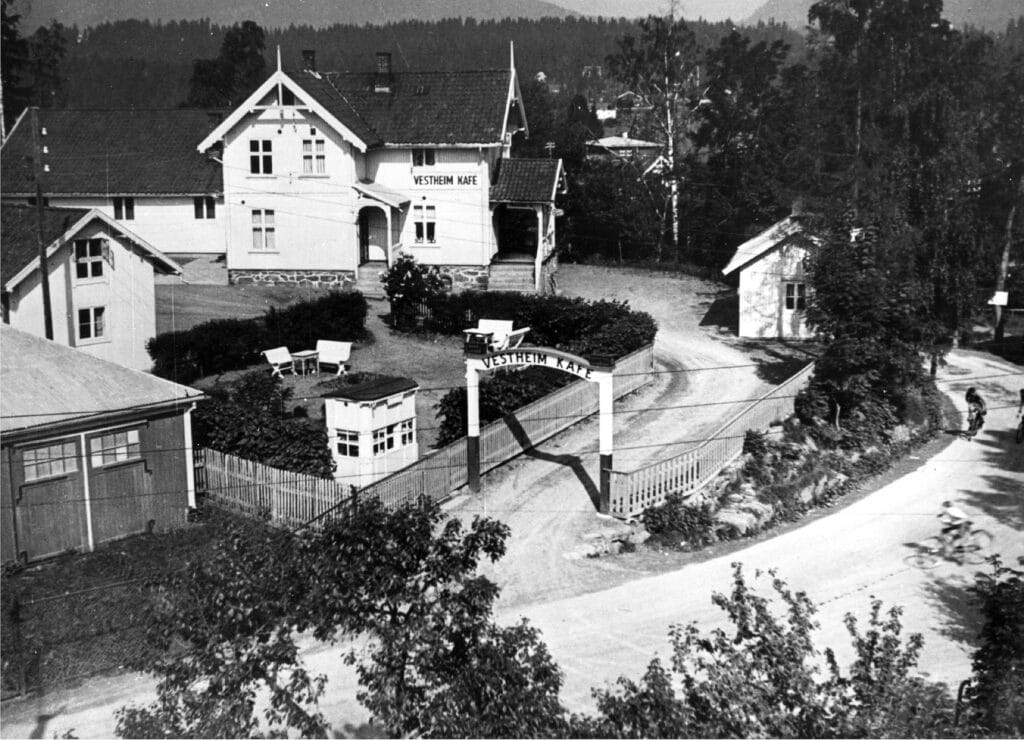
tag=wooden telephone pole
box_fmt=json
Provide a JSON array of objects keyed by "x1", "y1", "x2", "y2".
[{"x1": 30, "y1": 107, "x2": 55, "y2": 340}]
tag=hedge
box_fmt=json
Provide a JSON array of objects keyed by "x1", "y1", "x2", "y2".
[{"x1": 148, "y1": 291, "x2": 368, "y2": 384}]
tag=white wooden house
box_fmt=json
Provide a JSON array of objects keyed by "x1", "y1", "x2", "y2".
[
  {"x1": 1, "y1": 109, "x2": 225, "y2": 259},
  {"x1": 324, "y1": 376, "x2": 419, "y2": 488},
  {"x1": 722, "y1": 216, "x2": 816, "y2": 340},
  {"x1": 196, "y1": 49, "x2": 565, "y2": 293},
  {"x1": 1, "y1": 205, "x2": 181, "y2": 371}
]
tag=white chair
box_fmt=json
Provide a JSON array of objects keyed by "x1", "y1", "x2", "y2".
[
  {"x1": 316, "y1": 340, "x2": 352, "y2": 376},
  {"x1": 463, "y1": 319, "x2": 530, "y2": 353},
  {"x1": 262, "y1": 346, "x2": 295, "y2": 378}
]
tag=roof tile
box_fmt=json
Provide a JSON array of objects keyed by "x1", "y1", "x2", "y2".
[{"x1": 490, "y1": 158, "x2": 563, "y2": 203}]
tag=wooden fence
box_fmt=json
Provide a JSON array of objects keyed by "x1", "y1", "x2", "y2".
[
  {"x1": 607, "y1": 362, "x2": 815, "y2": 519},
  {"x1": 196, "y1": 344, "x2": 654, "y2": 527},
  {"x1": 198, "y1": 448, "x2": 354, "y2": 528}
]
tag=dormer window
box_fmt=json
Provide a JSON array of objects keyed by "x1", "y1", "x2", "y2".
[{"x1": 412, "y1": 148, "x2": 436, "y2": 167}]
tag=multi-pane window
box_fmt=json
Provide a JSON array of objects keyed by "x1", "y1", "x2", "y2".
[
  {"x1": 193, "y1": 196, "x2": 215, "y2": 219},
  {"x1": 89, "y1": 429, "x2": 140, "y2": 468},
  {"x1": 74, "y1": 239, "x2": 104, "y2": 280},
  {"x1": 77, "y1": 306, "x2": 106, "y2": 341},
  {"x1": 251, "y1": 209, "x2": 276, "y2": 250},
  {"x1": 336, "y1": 430, "x2": 359, "y2": 457},
  {"x1": 249, "y1": 140, "x2": 273, "y2": 174},
  {"x1": 23, "y1": 440, "x2": 78, "y2": 481},
  {"x1": 413, "y1": 205, "x2": 436, "y2": 244},
  {"x1": 302, "y1": 139, "x2": 326, "y2": 174},
  {"x1": 399, "y1": 419, "x2": 415, "y2": 446},
  {"x1": 784, "y1": 282, "x2": 807, "y2": 311},
  {"x1": 113, "y1": 197, "x2": 134, "y2": 220},
  {"x1": 412, "y1": 148, "x2": 436, "y2": 167}
]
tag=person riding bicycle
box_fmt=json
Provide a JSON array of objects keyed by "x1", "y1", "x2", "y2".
[
  {"x1": 939, "y1": 500, "x2": 972, "y2": 551},
  {"x1": 964, "y1": 387, "x2": 987, "y2": 440}
]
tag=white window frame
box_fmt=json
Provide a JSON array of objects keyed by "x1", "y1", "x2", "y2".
[
  {"x1": 74, "y1": 238, "x2": 106, "y2": 282},
  {"x1": 784, "y1": 281, "x2": 807, "y2": 311},
  {"x1": 77, "y1": 306, "x2": 107, "y2": 344},
  {"x1": 302, "y1": 138, "x2": 326, "y2": 175},
  {"x1": 336, "y1": 429, "x2": 359, "y2": 457},
  {"x1": 412, "y1": 148, "x2": 436, "y2": 167},
  {"x1": 249, "y1": 139, "x2": 273, "y2": 174},
  {"x1": 89, "y1": 428, "x2": 141, "y2": 468},
  {"x1": 193, "y1": 196, "x2": 216, "y2": 219},
  {"x1": 251, "y1": 209, "x2": 276, "y2": 251},
  {"x1": 399, "y1": 419, "x2": 415, "y2": 447},
  {"x1": 113, "y1": 197, "x2": 134, "y2": 220},
  {"x1": 23, "y1": 440, "x2": 78, "y2": 482},
  {"x1": 413, "y1": 204, "x2": 436, "y2": 245}
]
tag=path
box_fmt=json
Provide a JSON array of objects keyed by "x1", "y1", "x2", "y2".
[{"x1": 443, "y1": 264, "x2": 779, "y2": 608}]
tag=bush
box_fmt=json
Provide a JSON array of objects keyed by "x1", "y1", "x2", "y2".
[
  {"x1": 380, "y1": 255, "x2": 445, "y2": 330},
  {"x1": 148, "y1": 292, "x2": 368, "y2": 384},
  {"x1": 642, "y1": 493, "x2": 717, "y2": 550}
]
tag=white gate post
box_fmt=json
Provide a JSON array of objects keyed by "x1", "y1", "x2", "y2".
[
  {"x1": 596, "y1": 371, "x2": 614, "y2": 514},
  {"x1": 466, "y1": 364, "x2": 481, "y2": 493}
]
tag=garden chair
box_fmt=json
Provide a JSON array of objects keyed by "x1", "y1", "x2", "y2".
[
  {"x1": 262, "y1": 346, "x2": 295, "y2": 378},
  {"x1": 316, "y1": 340, "x2": 352, "y2": 376},
  {"x1": 463, "y1": 319, "x2": 530, "y2": 353}
]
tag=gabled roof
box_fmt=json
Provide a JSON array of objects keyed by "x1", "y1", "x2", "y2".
[
  {"x1": 2, "y1": 205, "x2": 181, "y2": 291},
  {"x1": 722, "y1": 217, "x2": 815, "y2": 276},
  {"x1": 490, "y1": 158, "x2": 565, "y2": 204},
  {"x1": 0, "y1": 324, "x2": 204, "y2": 436},
  {"x1": 1, "y1": 109, "x2": 223, "y2": 196}
]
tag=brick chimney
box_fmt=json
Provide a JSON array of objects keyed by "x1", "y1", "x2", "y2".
[
  {"x1": 302, "y1": 49, "x2": 316, "y2": 72},
  {"x1": 374, "y1": 52, "x2": 393, "y2": 93}
]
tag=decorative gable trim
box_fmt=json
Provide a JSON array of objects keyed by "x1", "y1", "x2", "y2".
[
  {"x1": 501, "y1": 53, "x2": 528, "y2": 144},
  {"x1": 3, "y1": 209, "x2": 181, "y2": 292},
  {"x1": 196, "y1": 70, "x2": 369, "y2": 154}
]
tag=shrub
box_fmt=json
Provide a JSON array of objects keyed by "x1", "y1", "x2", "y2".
[
  {"x1": 263, "y1": 291, "x2": 368, "y2": 349},
  {"x1": 743, "y1": 430, "x2": 768, "y2": 458},
  {"x1": 380, "y1": 255, "x2": 445, "y2": 330},
  {"x1": 642, "y1": 493, "x2": 717, "y2": 550}
]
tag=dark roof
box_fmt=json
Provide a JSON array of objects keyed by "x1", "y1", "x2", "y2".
[
  {"x1": 1, "y1": 205, "x2": 90, "y2": 281},
  {"x1": 324, "y1": 375, "x2": 418, "y2": 402},
  {"x1": 490, "y1": 158, "x2": 562, "y2": 204},
  {"x1": 1, "y1": 109, "x2": 223, "y2": 196},
  {"x1": 295, "y1": 69, "x2": 512, "y2": 146},
  {"x1": 1, "y1": 324, "x2": 204, "y2": 436}
]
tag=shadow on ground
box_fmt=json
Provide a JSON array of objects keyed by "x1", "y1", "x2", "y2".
[{"x1": 698, "y1": 290, "x2": 739, "y2": 334}]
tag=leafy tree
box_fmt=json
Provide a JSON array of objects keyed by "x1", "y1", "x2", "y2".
[
  {"x1": 607, "y1": 14, "x2": 701, "y2": 260},
  {"x1": 1, "y1": 3, "x2": 67, "y2": 131},
  {"x1": 184, "y1": 20, "x2": 266, "y2": 108},
  {"x1": 379, "y1": 254, "x2": 445, "y2": 330}
]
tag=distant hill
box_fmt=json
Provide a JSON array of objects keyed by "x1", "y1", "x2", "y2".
[
  {"x1": 12, "y1": 0, "x2": 574, "y2": 31},
  {"x1": 744, "y1": 0, "x2": 1024, "y2": 32},
  {"x1": 549, "y1": 0, "x2": 764, "y2": 22}
]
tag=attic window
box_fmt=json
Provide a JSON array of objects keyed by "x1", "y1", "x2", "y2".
[{"x1": 414, "y1": 85, "x2": 429, "y2": 96}]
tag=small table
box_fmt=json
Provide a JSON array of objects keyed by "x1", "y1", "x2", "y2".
[{"x1": 292, "y1": 350, "x2": 319, "y2": 376}]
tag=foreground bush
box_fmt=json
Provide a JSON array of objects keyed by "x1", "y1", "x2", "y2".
[{"x1": 148, "y1": 291, "x2": 368, "y2": 384}]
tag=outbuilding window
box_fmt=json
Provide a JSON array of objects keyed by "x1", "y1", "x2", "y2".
[
  {"x1": 90, "y1": 429, "x2": 141, "y2": 468},
  {"x1": 413, "y1": 205, "x2": 436, "y2": 244},
  {"x1": 249, "y1": 139, "x2": 273, "y2": 174},
  {"x1": 23, "y1": 440, "x2": 78, "y2": 482},
  {"x1": 336, "y1": 429, "x2": 359, "y2": 457},
  {"x1": 412, "y1": 148, "x2": 436, "y2": 167},
  {"x1": 784, "y1": 282, "x2": 806, "y2": 311},
  {"x1": 77, "y1": 306, "x2": 106, "y2": 342},
  {"x1": 251, "y1": 209, "x2": 276, "y2": 250},
  {"x1": 302, "y1": 139, "x2": 326, "y2": 174}
]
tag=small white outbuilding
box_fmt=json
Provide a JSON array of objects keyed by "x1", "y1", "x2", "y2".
[
  {"x1": 722, "y1": 216, "x2": 817, "y2": 340},
  {"x1": 324, "y1": 376, "x2": 419, "y2": 489}
]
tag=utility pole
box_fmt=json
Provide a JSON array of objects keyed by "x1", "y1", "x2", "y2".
[{"x1": 30, "y1": 108, "x2": 55, "y2": 340}]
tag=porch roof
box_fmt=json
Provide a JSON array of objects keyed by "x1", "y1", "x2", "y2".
[
  {"x1": 490, "y1": 158, "x2": 565, "y2": 205},
  {"x1": 353, "y1": 180, "x2": 411, "y2": 209}
]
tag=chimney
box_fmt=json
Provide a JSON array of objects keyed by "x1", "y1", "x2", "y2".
[
  {"x1": 302, "y1": 49, "x2": 316, "y2": 72},
  {"x1": 374, "y1": 52, "x2": 393, "y2": 93}
]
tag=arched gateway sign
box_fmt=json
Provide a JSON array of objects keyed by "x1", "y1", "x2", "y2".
[{"x1": 464, "y1": 333, "x2": 616, "y2": 510}]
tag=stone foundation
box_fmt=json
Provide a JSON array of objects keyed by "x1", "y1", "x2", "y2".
[
  {"x1": 229, "y1": 269, "x2": 357, "y2": 289},
  {"x1": 540, "y1": 253, "x2": 559, "y2": 295},
  {"x1": 434, "y1": 265, "x2": 490, "y2": 292}
]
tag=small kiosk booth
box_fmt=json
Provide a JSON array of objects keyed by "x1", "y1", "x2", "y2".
[{"x1": 324, "y1": 376, "x2": 419, "y2": 488}]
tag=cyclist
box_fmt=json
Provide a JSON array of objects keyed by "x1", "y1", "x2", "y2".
[
  {"x1": 939, "y1": 500, "x2": 972, "y2": 554},
  {"x1": 963, "y1": 387, "x2": 987, "y2": 440}
]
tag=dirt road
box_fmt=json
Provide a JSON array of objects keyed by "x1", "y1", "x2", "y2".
[{"x1": 443, "y1": 265, "x2": 781, "y2": 608}]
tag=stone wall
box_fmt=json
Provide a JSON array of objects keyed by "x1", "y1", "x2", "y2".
[
  {"x1": 228, "y1": 269, "x2": 356, "y2": 289},
  {"x1": 434, "y1": 265, "x2": 490, "y2": 292},
  {"x1": 540, "y1": 253, "x2": 559, "y2": 295}
]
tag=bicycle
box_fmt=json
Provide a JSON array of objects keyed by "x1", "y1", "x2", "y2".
[{"x1": 910, "y1": 527, "x2": 993, "y2": 568}]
